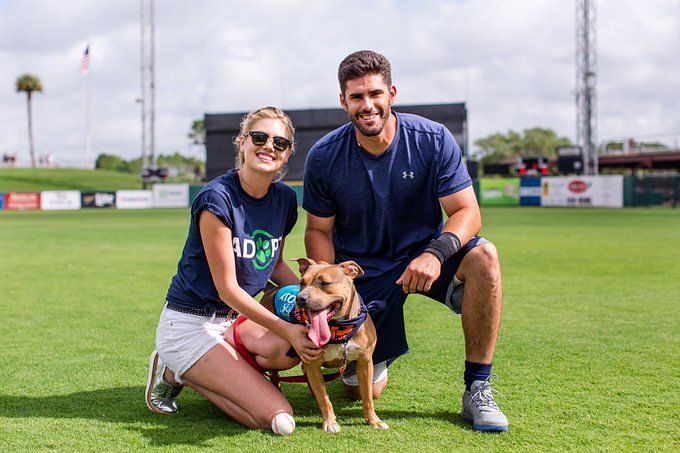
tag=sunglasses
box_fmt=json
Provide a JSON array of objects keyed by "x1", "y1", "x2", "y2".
[{"x1": 247, "y1": 131, "x2": 292, "y2": 152}]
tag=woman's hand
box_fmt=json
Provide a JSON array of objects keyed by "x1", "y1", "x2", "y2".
[{"x1": 284, "y1": 323, "x2": 324, "y2": 364}]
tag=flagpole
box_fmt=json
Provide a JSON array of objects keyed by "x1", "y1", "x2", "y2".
[{"x1": 85, "y1": 64, "x2": 92, "y2": 169}]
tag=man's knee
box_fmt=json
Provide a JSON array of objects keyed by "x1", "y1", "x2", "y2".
[
  {"x1": 342, "y1": 361, "x2": 389, "y2": 400},
  {"x1": 343, "y1": 377, "x2": 388, "y2": 401},
  {"x1": 462, "y1": 243, "x2": 501, "y2": 282}
]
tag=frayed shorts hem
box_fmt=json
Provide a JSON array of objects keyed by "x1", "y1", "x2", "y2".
[{"x1": 155, "y1": 305, "x2": 233, "y2": 385}]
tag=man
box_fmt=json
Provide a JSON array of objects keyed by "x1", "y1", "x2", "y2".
[{"x1": 303, "y1": 50, "x2": 508, "y2": 432}]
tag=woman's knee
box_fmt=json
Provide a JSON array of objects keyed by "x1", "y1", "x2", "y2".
[{"x1": 254, "y1": 401, "x2": 294, "y2": 431}]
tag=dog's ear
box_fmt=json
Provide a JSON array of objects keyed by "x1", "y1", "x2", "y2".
[
  {"x1": 295, "y1": 257, "x2": 317, "y2": 275},
  {"x1": 339, "y1": 261, "x2": 364, "y2": 279}
]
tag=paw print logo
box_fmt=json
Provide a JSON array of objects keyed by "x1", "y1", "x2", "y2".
[{"x1": 252, "y1": 229, "x2": 274, "y2": 270}]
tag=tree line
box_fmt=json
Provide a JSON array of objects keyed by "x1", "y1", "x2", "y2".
[
  {"x1": 95, "y1": 152, "x2": 204, "y2": 177},
  {"x1": 474, "y1": 127, "x2": 573, "y2": 165}
]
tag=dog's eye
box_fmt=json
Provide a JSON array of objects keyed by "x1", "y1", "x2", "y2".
[{"x1": 317, "y1": 281, "x2": 331, "y2": 287}]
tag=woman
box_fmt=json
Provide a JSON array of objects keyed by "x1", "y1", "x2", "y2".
[{"x1": 145, "y1": 106, "x2": 322, "y2": 435}]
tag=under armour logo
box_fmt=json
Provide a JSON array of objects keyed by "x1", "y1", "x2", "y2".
[{"x1": 402, "y1": 171, "x2": 415, "y2": 179}]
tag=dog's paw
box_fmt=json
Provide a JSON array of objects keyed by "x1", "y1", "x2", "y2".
[
  {"x1": 322, "y1": 420, "x2": 341, "y2": 434},
  {"x1": 370, "y1": 420, "x2": 389, "y2": 430},
  {"x1": 365, "y1": 414, "x2": 389, "y2": 430}
]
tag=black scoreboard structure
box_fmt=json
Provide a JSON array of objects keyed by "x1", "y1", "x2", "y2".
[
  {"x1": 205, "y1": 103, "x2": 468, "y2": 181},
  {"x1": 556, "y1": 146, "x2": 584, "y2": 175}
]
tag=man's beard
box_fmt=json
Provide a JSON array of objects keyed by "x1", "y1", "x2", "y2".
[{"x1": 351, "y1": 107, "x2": 391, "y2": 137}]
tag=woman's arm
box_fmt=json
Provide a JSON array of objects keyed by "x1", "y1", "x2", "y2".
[{"x1": 199, "y1": 211, "x2": 322, "y2": 363}]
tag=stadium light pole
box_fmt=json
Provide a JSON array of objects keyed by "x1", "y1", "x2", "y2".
[
  {"x1": 149, "y1": 0, "x2": 156, "y2": 168},
  {"x1": 139, "y1": 0, "x2": 147, "y2": 170},
  {"x1": 140, "y1": 0, "x2": 157, "y2": 177},
  {"x1": 576, "y1": 0, "x2": 598, "y2": 175}
]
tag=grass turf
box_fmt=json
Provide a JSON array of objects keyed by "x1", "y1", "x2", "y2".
[
  {"x1": 0, "y1": 168, "x2": 143, "y2": 192},
  {"x1": 0, "y1": 207, "x2": 678, "y2": 451}
]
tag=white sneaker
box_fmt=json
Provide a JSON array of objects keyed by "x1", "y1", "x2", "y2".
[
  {"x1": 145, "y1": 350, "x2": 183, "y2": 415},
  {"x1": 462, "y1": 379, "x2": 509, "y2": 432}
]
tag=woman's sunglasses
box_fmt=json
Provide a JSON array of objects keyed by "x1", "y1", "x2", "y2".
[{"x1": 247, "y1": 131, "x2": 292, "y2": 152}]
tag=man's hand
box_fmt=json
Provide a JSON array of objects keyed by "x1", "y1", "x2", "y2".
[
  {"x1": 284, "y1": 323, "x2": 324, "y2": 364},
  {"x1": 396, "y1": 252, "x2": 442, "y2": 294}
]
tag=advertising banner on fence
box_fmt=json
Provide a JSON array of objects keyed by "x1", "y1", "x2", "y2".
[
  {"x1": 0, "y1": 193, "x2": 3, "y2": 210},
  {"x1": 520, "y1": 178, "x2": 542, "y2": 206},
  {"x1": 4, "y1": 192, "x2": 40, "y2": 210},
  {"x1": 81, "y1": 192, "x2": 116, "y2": 208},
  {"x1": 152, "y1": 183, "x2": 189, "y2": 208},
  {"x1": 41, "y1": 191, "x2": 82, "y2": 210},
  {"x1": 541, "y1": 176, "x2": 623, "y2": 208},
  {"x1": 115, "y1": 190, "x2": 152, "y2": 209},
  {"x1": 480, "y1": 178, "x2": 519, "y2": 206}
]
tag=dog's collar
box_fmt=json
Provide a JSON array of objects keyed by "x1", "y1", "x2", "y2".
[
  {"x1": 327, "y1": 289, "x2": 368, "y2": 344},
  {"x1": 293, "y1": 287, "x2": 368, "y2": 344}
]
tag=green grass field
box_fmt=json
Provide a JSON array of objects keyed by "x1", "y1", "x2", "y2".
[
  {"x1": 0, "y1": 207, "x2": 678, "y2": 451},
  {"x1": 0, "y1": 168, "x2": 143, "y2": 192}
]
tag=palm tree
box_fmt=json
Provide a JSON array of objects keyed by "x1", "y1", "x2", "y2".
[
  {"x1": 188, "y1": 119, "x2": 205, "y2": 145},
  {"x1": 15, "y1": 74, "x2": 43, "y2": 168}
]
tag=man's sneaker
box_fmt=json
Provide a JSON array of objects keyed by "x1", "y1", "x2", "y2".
[
  {"x1": 145, "y1": 350, "x2": 183, "y2": 415},
  {"x1": 462, "y1": 379, "x2": 509, "y2": 432}
]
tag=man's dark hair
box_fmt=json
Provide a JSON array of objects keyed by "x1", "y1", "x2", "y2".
[{"x1": 338, "y1": 50, "x2": 392, "y2": 93}]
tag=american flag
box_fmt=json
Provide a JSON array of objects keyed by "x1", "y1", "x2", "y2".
[{"x1": 80, "y1": 45, "x2": 90, "y2": 75}]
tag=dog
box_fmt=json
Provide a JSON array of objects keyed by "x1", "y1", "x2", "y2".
[{"x1": 261, "y1": 258, "x2": 388, "y2": 433}]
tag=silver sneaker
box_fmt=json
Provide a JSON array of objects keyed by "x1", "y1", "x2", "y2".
[
  {"x1": 145, "y1": 350, "x2": 182, "y2": 415},
  {"x1": 462, "y1": 378, "x2": 509, "y2": 432}
]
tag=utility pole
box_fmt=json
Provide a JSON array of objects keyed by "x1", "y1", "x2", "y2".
[{"x1": 576, "y1": 0, "x2": 597, "y2": 174}]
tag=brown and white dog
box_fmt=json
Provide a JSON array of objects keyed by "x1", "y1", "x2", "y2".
[{"x1": 263, "y1": 258, "x2": 388, "y2": 433}]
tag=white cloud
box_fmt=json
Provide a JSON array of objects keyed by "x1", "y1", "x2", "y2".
[{"x1": 0, "y1": 0, "x2": 678, "y2": 166}]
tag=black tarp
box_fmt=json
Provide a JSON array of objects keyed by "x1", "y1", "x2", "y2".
[{"x1": 205, "y1": 103, "x2": 467, "y2": 181}]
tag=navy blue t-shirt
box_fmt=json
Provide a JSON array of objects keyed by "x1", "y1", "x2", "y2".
[
  {"x1": 166, "y1": 170, "x2": 298, "y2": 313},
  {"x1": 303, "y1": 112, "x2": 471, "y2": 279}
]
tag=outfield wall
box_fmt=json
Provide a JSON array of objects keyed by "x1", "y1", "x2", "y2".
[
  {"x1": 518, "y1": 175, "x2": 624, "y2": 208},
  {"x1": 1, "y1": 176, "x2": 674, "y2": 212},
  {"x1": 0, "y1": 184, "x2": 195, "y2": 212},
  {"x1": 479, "y1": 178, "x2": 519, "y2": 206}
]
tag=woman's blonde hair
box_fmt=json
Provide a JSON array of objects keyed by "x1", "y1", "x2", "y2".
[{"x1": 233, "y1": 106, "x2": 295, "y2": 180}]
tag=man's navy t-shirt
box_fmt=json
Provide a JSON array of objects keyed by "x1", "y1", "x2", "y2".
[
  {"x1": 303, "y1": 112, "x2": 471, "y2": 279},
  {"x1": 166, "y1": 169, "x2": 298, "y2": 314}
]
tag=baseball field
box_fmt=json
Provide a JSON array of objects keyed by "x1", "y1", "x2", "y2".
[{"x1": 0, "y1": 207, "x2": 678, "y2": 451}]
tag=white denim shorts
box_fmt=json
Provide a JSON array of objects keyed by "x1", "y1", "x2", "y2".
[{"x1": 155, "y1": 305, "x2": 233, "y2": 384}]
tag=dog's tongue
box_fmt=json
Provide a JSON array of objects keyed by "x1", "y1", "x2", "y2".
[{"x1": 308, "y1": 309, "x2": 331, "y2": 348}]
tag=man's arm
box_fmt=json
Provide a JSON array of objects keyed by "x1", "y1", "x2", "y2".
[
  {"x1": 439, "y1": 185, "x2": 482, "y2": 245},
  {"x1": 396, "y1": 186, "x2": 481, "y2": 294},
  {"x1": 269, "y1": 239, "x2": 300, "y2": 286},
  {"x1": 304, "y1": 213, "x2": 336, "y2": 264}
]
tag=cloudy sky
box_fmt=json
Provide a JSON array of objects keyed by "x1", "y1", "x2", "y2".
[{"x1": 0, "y1": 0, "x2": 678, "y2": 166}]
